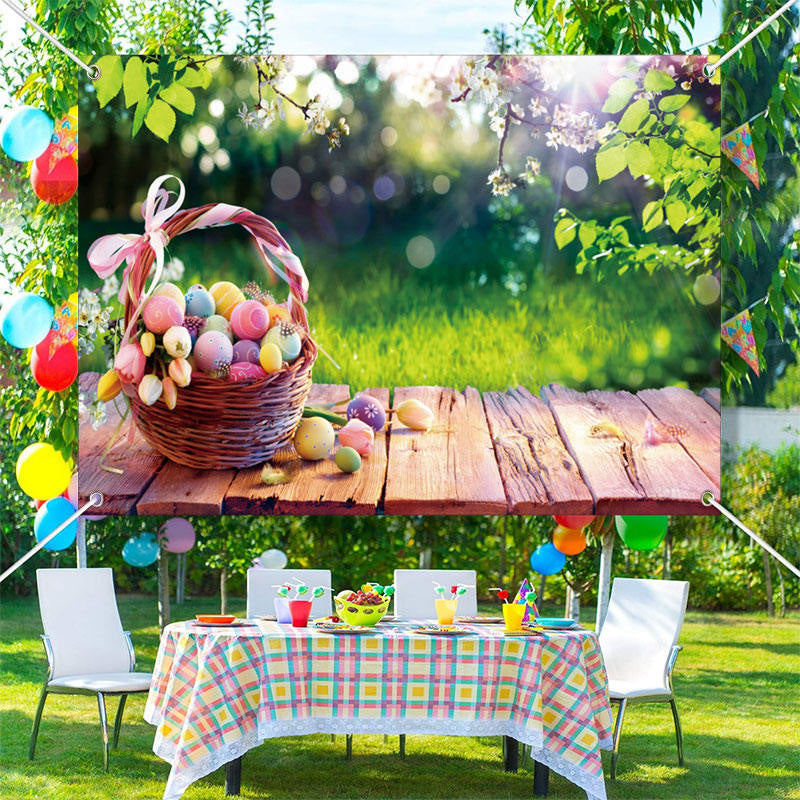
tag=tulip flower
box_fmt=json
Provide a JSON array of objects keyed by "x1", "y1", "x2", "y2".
[
  {"x1": 114, "y1": 342, "x2": 146, "y2": 385},
  {"x1": 338, "y1": 418, "x2": 374, "y2": 456},
  {"x1": 395, "y1": 398, "x2": 434, "y2": 431},
  {"x1": 140, "y1": 331, "x2": 155, "y2": 357},
  {"x1": 96, "y1": 369, "x2": 122, "y2": 402},
  {"x1": 169, "y1": 357, "x2": 192, "y2": 388},
  {"x1": 161, "y1": 376, "x2": 177, "y2": 410},
  {"x1": 137, "y1": 374, "x2": 163, "y2": 406}
]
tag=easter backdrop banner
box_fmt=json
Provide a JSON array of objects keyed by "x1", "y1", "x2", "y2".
[{"x1": 76, "y1": 55, "x2": 722, "y2": 516}]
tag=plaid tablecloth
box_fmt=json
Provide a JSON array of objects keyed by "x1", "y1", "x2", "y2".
[{"x1": 145, "y1": 620, "x2": 612, "y2": 800}]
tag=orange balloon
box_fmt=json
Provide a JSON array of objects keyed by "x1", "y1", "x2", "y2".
[{"x1": 552, "y1": 525, "x2": 587, "y2": 556}]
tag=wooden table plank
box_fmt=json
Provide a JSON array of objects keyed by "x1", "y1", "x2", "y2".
[
  {"x1": 223, "y1": 385, "x2": 390, "y2": 515},
  {"x1": 384, "y1": 386, "x2": 507, "y2": 515},
  {"x1": 78, "y1": 373, "x2": 165, "y2": 515},
  {"x1": 136, "y1": 464, "x2": 237, "y2": 515},
  {"x1": 700, "y1": 387, "x2": 721, "y2": 413},
  {"x1": 483, "y1": 387, "x2": 593, "y2": 515},
  {"x1": 637, "y1": 386, "x2": 721, "y2": 492},
  {"x1": 542, "y1": 384, "x2": 716, "y2": 515}
]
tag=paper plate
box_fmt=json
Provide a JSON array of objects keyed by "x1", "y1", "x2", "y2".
[
  {"x1": 315, "y1": 623, "x2": 376, "y2": 635},
  {"x1": 456, "y1": 616, "x2": 504, "y2": 624},
  {"x1": 192, "y1": 618, "x2": 255, "y2": 628},
  {"x1": 412, "y1": 625, "x2": 470, "y2": 636},
  {"x1": 533, "y1": 618, "x2": 580, "y2": 630}
]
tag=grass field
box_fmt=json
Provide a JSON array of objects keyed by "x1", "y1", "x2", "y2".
[{"x1": 1, "y1": 595, "x2": 798, "y2": 800}]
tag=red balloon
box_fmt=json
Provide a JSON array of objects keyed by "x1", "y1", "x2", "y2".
[
  {"x1": 30, "y1": 144, "x2": 78, "y2": 205},
  {"x1": 30, "y1": 330, "x2": 78, "y2": 391},
  {"x1": 553, "y1": 515, "x2": 596, "y2": 530}
]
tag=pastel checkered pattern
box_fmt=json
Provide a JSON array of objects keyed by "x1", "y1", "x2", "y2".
[{"x1": 146, "y1": 621, "x2": 612, "y2": 799}]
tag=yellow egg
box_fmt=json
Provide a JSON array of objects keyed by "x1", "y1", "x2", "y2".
[
  {"x1": 293, "y1": 417, "x2": 335, "y2": 461},
  {"x1": 209, "y1": 281, "x2": 245, "y2": 320},
  {"x1": 259, "y1": 342, "x2": 283, "y2": 373},
  {"x1": 153, "y1": 282, "x2": 186, "y2": 313}
]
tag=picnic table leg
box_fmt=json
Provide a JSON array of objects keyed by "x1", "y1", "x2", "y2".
[
  {"x1": 533, "y1": 761, "x2": 549, "y2": 796},
  {"x1": 503, "y1": 736, "x2": 519, "y2": 772},
  {"x1": 225, "y1": 756, "x2": 242, "y2": 796}
]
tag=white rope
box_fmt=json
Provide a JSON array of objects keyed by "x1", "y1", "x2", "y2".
[
  {"x1": 0, "y1": 492, "x2": 103, "y2": 584},
  {"x1": 702, "y1": 491, "x2": 800, "y2": 579},
  {"x1": 705, "y1": 0, "x2": 799, "y2": 77},
  {"x1": 0, "y1": 0, "x2": 100, "y2": 79}
]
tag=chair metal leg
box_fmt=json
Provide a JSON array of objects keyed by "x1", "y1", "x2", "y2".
[
  {"x1": 112, "y1": 694, "x2": 127, "y2": 749},
  {"x1": 610, "y1": 698, "x2": 627, "y2": 780},
  {"x1": 97, "y1": 692, "x2": 110, "y2": 772},
  {"x1": 225, "y1": 756, "x2": 242, "y2": 796},
  {"x1": 330, "y1": 734, "x2": 336, "y2": 743},
  {"x1": 669, "y1": 697, "x2": 684, "y2": 766},
  {"x1": 399, "y1": 734, "x2": 406, "y2": 759},
  {"x1": 345, "y1": 733, "x2": 353, "y2": 760},
  {"x1": 503, "y1": 736, "x2": 519, "y2": 772},
  {"x1": 533, "y1": 761, "x2": 550, "y2": 796},
  {"x1": 29, "y1": 686, "x2": 48, "y2": 760}
]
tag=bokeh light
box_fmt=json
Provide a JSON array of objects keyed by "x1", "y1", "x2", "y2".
[
  {"x1": 380, "y1": 126, "x2": 398, "y2": 147},
  {"x1": 565, "y1": 165, "x2": 589, "y2": 192},
  {"x1": 335, "y1": 60, "x2": 360, "y2": 85},
  {"x1": 406, "y1": 235, "x2": 435, "y2": 268},
  {"x1": 271, "y1": 166, "x2": 302, "y2": 200},
  {"x1": 208, "y1": 98, "x2": 225, "y2": 118},
  {"x1": 432, "y1": 174, "x2": 450, "y2": 194},
  {"x1": 373, "y1": 175, "x2": 395, "y2": 201},
  {"x1": 693, "y1": 273, "x2": 720, "y2": 305},
  {"x1": 329, "y1": 175, "x2": 347, "y2": 195}
]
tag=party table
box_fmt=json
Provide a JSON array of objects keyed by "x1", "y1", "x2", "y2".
[
  {"x1": 79, "y1": 374, "x2": 721, "y2": 516},
  {"x1": 145, "y1": 619, "x2": 613, "y2": 800}
]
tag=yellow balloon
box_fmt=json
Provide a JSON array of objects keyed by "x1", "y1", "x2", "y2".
[{"x1": 16, "y1": 443, "x2": 72, "y2": 500}]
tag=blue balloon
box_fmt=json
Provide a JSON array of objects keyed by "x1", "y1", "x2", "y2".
[
  {"x1": 122, "y1": 532, "x2": 159, "y2": 567},
  {"x1": 0, "y1": 293, "x2": 54, "y2": 348},
  {"x1": 0, "y1": 106, "x2": 54, "y2": 162},
  {"x1": 34, "y1": 497, "x2": 78, "y2": 552},
  {"x1": 529, "y1": 543, "x2": 567, "y2": 576}
]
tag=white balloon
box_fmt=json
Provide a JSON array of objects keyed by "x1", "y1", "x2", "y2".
[{"x1": 259, "y1": 548, "x2": 287, "y2": 569}]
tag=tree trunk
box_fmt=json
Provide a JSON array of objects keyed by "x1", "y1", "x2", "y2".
[
  {"x1": 662, "y1": 530, "x2": 671, "y2": 580},
  {"x1": 419, "y1": 548, "x2": 432, "y2": 570},
  {"x1": 777, "y1": 564, "x2": 786, "y2": 618},
  {"x1": 567, "y1": 589, "x2": 580, "y2": 621},
  {"x1": 498, "y1": 520, "x2": 507, "y2": 587},
  {"x1": 763, "y1": 549, "x2": 774, "y2": 617},
  {"x1": 595, "y1": 530, "x2": 615, "y2": 632},
  {"x1": 220, "y1": 566, "x2": 228, "y2": 614},
  {"x1": 538, "y1": 574, "x2": 547, "y2": 606},
  {"x1": 157, "y1": 549, "x2": 170, "y2": 630},
  {"x1": 76, "y1": 518, "x2": 87, "y2": 568}
]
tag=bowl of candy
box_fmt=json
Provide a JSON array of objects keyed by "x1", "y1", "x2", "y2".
[{"x1": 334, "y1": 583, "x2": 394, "y2": 626}]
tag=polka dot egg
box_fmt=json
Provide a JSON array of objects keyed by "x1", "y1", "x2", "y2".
[
  {"x1": 231, "y1": 299, "x2": 271, "y2": 340},
  {"x1": 194, "y1": 331, "x2": 233, "y2": 376},
  {"x1": 200, "y1": 314, "x2": 233, "y2": 341},
  {"x1": 142, "y1": 295, "x2": 184, "y2": 334},
  {"x1": 209, "y1": 281, "x2": 245, "y2": 320},
  {"x1": 184, "y1": 284, "x2": 215, "y2": 318},
  {"x1": 293, "y1": 417, "x2": 335, "y2": 461}
]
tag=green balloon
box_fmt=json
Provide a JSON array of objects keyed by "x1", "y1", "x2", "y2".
[{"x1": 615, "y1": 515, "x2": 669, "y2": 551}]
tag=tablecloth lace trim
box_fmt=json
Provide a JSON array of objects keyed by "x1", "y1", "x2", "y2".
[{"x1": 528, "y1": 746, "x2": 607, "y2": 800}]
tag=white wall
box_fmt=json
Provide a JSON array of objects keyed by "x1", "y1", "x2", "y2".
[{"x1": 722, "y1": 407, "x2": 800, "y2": 453}]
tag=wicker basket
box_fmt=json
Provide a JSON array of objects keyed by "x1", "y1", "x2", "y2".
[{"x1": 122, "y1": 204, "x2": 316, "y2": 470}]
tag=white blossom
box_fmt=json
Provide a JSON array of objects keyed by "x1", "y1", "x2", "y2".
[
  {"x1": 488, "y1": 168, "x2": 514, "y2": 197},
  {"x1": 521, "y1": 157, "x2": 541, "y2": 184}
]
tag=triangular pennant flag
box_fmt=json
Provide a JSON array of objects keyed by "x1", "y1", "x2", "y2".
[
  {"x1": 721, "y1": 122, "x2": 760, "y2": 189},
  {"x1": 721, "y1": 308, "x2": 760, "y2": 375},
  {"x1": 48, "y1": 106, "x2": 78, "y2": 171},
  {"x1": 513, "y1": 578, "x2": 538, "y2": 622},
  {"x1": 49, "y1": 294, "x2": 78, "y2": 357}
]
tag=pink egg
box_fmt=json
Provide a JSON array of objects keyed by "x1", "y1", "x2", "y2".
[
  {"x1": 229, "y1": 362, "x2": 268, "y2": 382},
  {"x1": 142, "y1": 295, "x2": 184, "y2": 334},
  {"x1": 194, "y1": 331, "x2": 233, "y2": 374},
  {"x1": 232, "y1": 339, "x2": 261, "y2": 365},
  {"x1": 231, "y1": 299, "x2": 270, "y2": 341}
]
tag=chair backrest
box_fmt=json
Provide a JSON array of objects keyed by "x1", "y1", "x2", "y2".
[
  {"x1": 36, "y1": 568, "x2": 133, "y2": 679},
  {"x1": 598, "y1": 578, "x2": 689, "y2": 690},
  {"x1": 246, "y1": 569, "x2": 332, "y2": 619},
  {"x1": 393, "y1": 569, "x2": 478, "y2": 620}
]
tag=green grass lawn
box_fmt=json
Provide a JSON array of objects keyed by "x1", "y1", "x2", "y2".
[{"x1": 1, "y1": 595, "x2": 798, "y2": 800}]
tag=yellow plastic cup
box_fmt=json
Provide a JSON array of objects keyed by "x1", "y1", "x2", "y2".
[
  {"x1": 502, "y1": 603, "x2": 526, "y2": 632},
  {"x1": 435, "y1": 598, "x2": 458, "y2": 625}
]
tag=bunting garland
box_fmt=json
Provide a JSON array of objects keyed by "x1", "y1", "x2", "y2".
[
  {"x1": 721, "y1": 121, "x2": 760, "y2": 189},
  {"x1": 721, "y1": 308, "x2": 760, "y2": 375}
]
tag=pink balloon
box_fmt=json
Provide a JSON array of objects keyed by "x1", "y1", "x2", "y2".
[
  {"x1": 84, "y1": 515, "x2": 106, "y2": 521},
  {"x1": 158, "y1": 517, "x2": 195, "y2": 553},
  {"x1": 67, "y1": 474, "x2": 78, "y2": 507}
]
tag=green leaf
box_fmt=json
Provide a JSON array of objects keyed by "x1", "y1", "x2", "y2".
[
  {"x1": 144, "y1": 99, "x2": 176, "y2": 142},
  {"x1": 658, "y1": 94, "x2": 690, "y2": 112},
  {"x1": 618, "y1": 98, "x2": 649, "y2": 133},
  {"x1": 131, "y1": 98, "x2": 150, "y2": 137},
  {"x1": 665, "y1": 200, "x2": 688, "y2": 233},
  {"x1": 602, "y1": 77, "x2": 637, "y2": 113},
  {"x1": 159, "y1": 83, "x2": 195, "y2": 115},
  {"x1": 642, "y1": 201, "x2": 663, "y2": 232},
  {"x1": 554, "y1": 218, "x2": 577, "y2": 249},
  {"x1": 179, "y1": 65, "x2": 213, "y2": 89},
  {"x1": 643, "y1": 69, "x2": 676, "y2": 92},
  {"x1": 596, "y1": 145, "x2": 627, "y2": 182},
  {"x1": 626, "y1": 141, "x2": 654, "y2": 178},
  {"x1": 578, "y1": 223, "x2": 597, "y2": 248},
  {"x1": 123, "y1": 56, "x2": 148, "y2": 108},
  {"x1": 94, "y1": 56, "x2": 123, "y2": 107}
]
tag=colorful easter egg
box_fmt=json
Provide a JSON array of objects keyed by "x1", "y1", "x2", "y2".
[
  {"x1": 231, "y1": 299, "x2": 271, "y2": 341},
  {"x1": 200, "y1": 314, "x2": 233, "y2": 341},
  {"x1": 184, "y1": 284, "x2": 215, "y2": 318},
  {"x1": 262, "y1": 322, "x2": 302, "y2": 362},
  {"x1": 335, "y1": 446, "x2": 361, "y2": 473},
  {"x1": 259, "y1": 342, "x2": 283, "y2": 373},
  {"x1": 142, "y1": 295, "x2": 184, "y2": 334},
  {"x1": 293, "y1": 417, "x2": 335, "y2": 461},
  {"x1": 265, "y1": 302, "x2": 291, "y2": 328},
  {"x1": 232, "y1": 339, "x2": 261, "y2": 365},
  {"x1": 194, "y1": 331, "x2": 233, "y2": 376},
  {"x1": 209, "y1": 281, "x2": 245, "y2": 320},
  {"x1": 153, "y1": 282, "x2": 186, "y2": 313},
  {"x1": 163, "y1": 325, "x2": 192, "y2": 358},
  {"x1": 229, "y1": 362, "x2": 268, "y2": 382},
  {"x1": 346, "y1": 393, "x2": 386, "y2": 432}
]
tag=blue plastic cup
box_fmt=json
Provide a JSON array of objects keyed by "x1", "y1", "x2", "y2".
[{"x1": 274, "y1": 596, "x2": 291, "y2": 623}]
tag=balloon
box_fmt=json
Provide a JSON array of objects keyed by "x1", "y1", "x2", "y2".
[
  {"x1": 552, "y1": 525, "x2": 587, "y2": 555},
  {"x1": 553, "y1": 515, "x2": 596, "y2": 530},
  {"x1": 258, "y1": 548, "x2": 287, "y2": 569},
  {"x1": 0, "y1": 293, "x2": 54, "y2": 349},
  {"x1": 529, "y1": 543, "x2": 566, "y2": 575},
  {"x1": 30, "y1": 144, "x2": 78, "y2": 204},
  {"x1": 66, "y1": 474, "x2": 78, "y2": 507},
  {"x1": 0, "y1": 105, "x2": 53, "y2": 162},
  {"x1": 122, "y1": 532, "x2": 160, "y2": 567},
  {"x1": 30, "y1": 330, "x2": 78, "y2": 391},
  {"x1": 34, "y1": 497, "x2": 78, "y2": 551},
  {"x1": 16, "y1": 443, "x2": 71, "y2": 500},
  {"x1": 615, "y1": 515, "x2": 669, "y2": 551},
  {"x1": 159, "y1": 518, "x2": 195, "y2": 553}
]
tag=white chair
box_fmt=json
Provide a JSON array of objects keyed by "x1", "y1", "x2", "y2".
[
  {"x1": 246, "y1": 568, "x2": 332, "y2": 620},
  {"x1": 598, "y1": 577, "x2": 689, "y2": 779},
  {"x1": 31, "y1": 568, "x2": 152, "y2": 770},
  {"x1": 393, "y1": 569, "x2": 478, "y2": 620}
]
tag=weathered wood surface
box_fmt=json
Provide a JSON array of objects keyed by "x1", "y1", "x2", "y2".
[
  {"x1": 78, "y1": 374, "x2": 720, "y2": 516},
  {"x1": 700, "y1": 387, "x2": 721, "y2": 413},
  {"x1": 384, "y1": 386, "x2": 508, "y2": 515}
]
